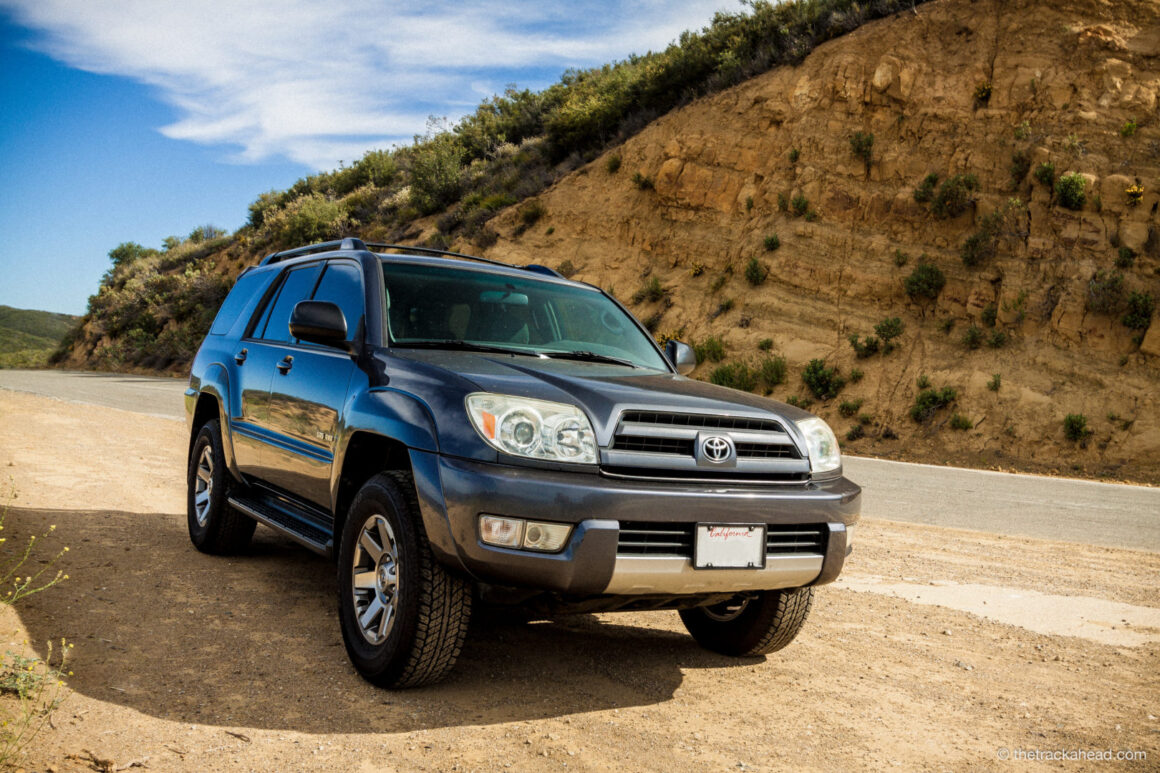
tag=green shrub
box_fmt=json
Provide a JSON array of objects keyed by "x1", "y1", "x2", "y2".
[
  {"x1": 1063, "y1": 413, "x2": 1092, "y2": 443},
  {"x1": 694, "y1": 336, "x2": 726, "y2": 363},
  {"x1": 763, "y1": 234, "x2": 780, "y2": 251},
  {"x1": 1033, "y1": 161, "x2": 1055, "y2": 187},
  {"x1": 931, "y1": 173, "x2": 979, "y2": 218},
  {"x1": 962, "y1": 325, "x2": 984, "y2": 349},
  {"x1": 759, "y1": 355, "x2": 787, "y2": 388},
  {"x1": 267, "y1": 193, "x2": 350, "y2": 245},
  {"x1": 910, "y1": 386, "x2": 956, "y2": 422},
  {"x1": 777, "y1": 193, "x2": 789, "y2": 212},
  {"x1": 838, "y1": 398, "x2": 863, "y2": 418},
  {"x1": 408, "y1": 134, "x2": 464, "y2": 214},
  {"x1": 1014, "y1": 120, "x2": 1031, "y2": 140},
  {"x1": 916, "y1": 374, "x2": 931, "y2": 389},
  {"x1": 709, "y1": 275, "x2": 727, "y2": 293},
  {"x1": 979, "y1": 303, "x2": 997, "y2": 327},
  {"x1": 988, "y1": 329, "x2": 1009, "y2": 348},
  {"x1": 904, "y1": 261, "x2": 946, "y2": 301},
  {"x1": 848, "y1": 368, "x2": 864, "y2": 384},
  {"x1": 1009, "y1": 150, "x2": 1031, "y2": 186},
  {"x1": 845, "y1": 424, "x2": 865, "y2": 441},
  {"x1": 1121, "y1": 118, "x2": 1137, "y2": 138},
  {"x1": 1116, "y1": 246, "x2": 1136, "y2": 269},
  {"x1": 848, "y1": 334, "x2": 880, "y2": 358},
  {"x1": 849, "y1": 131, "x2": 873, "y2": 167},
  {"x1": 631, "y1": 172, "x2": 655, "y2": 190},
  {"x1": 1122, "y1": 292, "x2": 1154, "y2": 331},
  {"x1": 1087, "y1": 270, "x2": 1125, "y2": 313},
  {"x1": 1055, "y1": 172, "x2": 1086, "y2": 210},
  {"x1": 757, "y1": 338, "x2": 773, "y2": 351},
  {"x1": 710, "y1": 362, "x2": 757, "y2": 392},
  {"x1": 801, "y1": 359, "x2": 845, "y2": 400},
  {"x1": 940, "y1": 318, "x2": 955, "y2": 334},
  {"x1": 791, "y1": 194, "x2": 809, "y2": 216},
  {"x1": 744, "y1": 257, "x2": 768, "y2": 286},
  {"x1": 519, "y1": 200, "x2": 546, "y2": 226},
  {"x1": 973, "y1": 82, "x2": 992, "y2": 105},
  {"x1": 893, "y1": 249, "x2": 908, "y2": 267},
  {"x1": 788, "y1": 148, "x2": 800, "y2": 164},
  {"x1": 605, "y1": 154, "x2": 622, "y2": 173},
  {"x1": 913, "y1": 173, "x2": 939, "y2": 203},
  {"x1": 557, "y1": 260, "x2": 577, "y2": 278},
  {"x1": 632, "y1": 277, "x2": 667, "y2": 303},
  {"x1": 642, "y1": 311, "x2": 664, "y2": 332},
  {"x1": 786, "y1": 395, "x2": 813, "y2": 409},
  {"x1": 874, "y1": 317, "x2": 904, "y2": 351},
  {"x1": 988, "y1": 373, "x2": 1001, "y2": 392},
  {"x1": 949, "y1": 413, "x2": 973, "y2": 431},
  {"x1": 713, "y1": 298, "x2": 735, "y2": 317},
  {"x1": 803, "y1": 210, "x2": 818, "y2": 222}
]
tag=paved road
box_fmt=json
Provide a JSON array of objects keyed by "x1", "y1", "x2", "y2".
[
  {"x1": 2, "y1": 369, "x2": 1157, "y2": 550},
  {"x1": 0, "y1": 368, "x2": 186, "y2": 420}
]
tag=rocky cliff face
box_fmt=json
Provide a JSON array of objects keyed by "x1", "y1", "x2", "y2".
[{"x1": 479, "y1": 0, "x2": 1160, "y2": 482}]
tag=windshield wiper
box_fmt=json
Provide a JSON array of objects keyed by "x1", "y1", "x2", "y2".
[
  {"x1": 392, "y1": 340, "x2": 535, "y2": 357},
  {"x1": 540, "y1": 350, "x2": 639, "y2": 368}
]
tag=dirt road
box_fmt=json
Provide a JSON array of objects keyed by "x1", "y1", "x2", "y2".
[{"x1": 0, "y1": 390, "x2": 1157, "y2": 772}]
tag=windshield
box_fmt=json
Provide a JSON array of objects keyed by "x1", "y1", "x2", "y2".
[{"x1": 382, "y1": 261, "x2": 669, "y2": 370}]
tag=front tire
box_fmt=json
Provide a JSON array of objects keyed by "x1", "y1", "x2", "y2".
[
  {"x1": 187, "y1": 419, "x2": 255, "y2": 554},
  {"x1": 337, "y1": 472, "x2": 471, "y2": 688},
  {"x1": 679, "y1": 587, "x2": 814, "y2": 656}
]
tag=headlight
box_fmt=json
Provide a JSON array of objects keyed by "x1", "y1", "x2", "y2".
[
  {"x1": 466, "y1": 393, "x2": 597, "y2": 464},
  {"x1": 795, "y1": 417, "x2": 841, "y2": 474}
]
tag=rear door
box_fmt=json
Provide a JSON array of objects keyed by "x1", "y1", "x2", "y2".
[
  {"x1": 262, "y1": 259, "x2": 364, "y2": 509},
  {"x1": 230, "y1": 262, "x2": 322, "y2": 480}
]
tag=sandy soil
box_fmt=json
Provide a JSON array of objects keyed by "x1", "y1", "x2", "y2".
[{"x1": 0, "y1": 390, "x2": 1157, "y2": 772}]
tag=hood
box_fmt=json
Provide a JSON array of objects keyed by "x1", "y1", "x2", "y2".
[{"x1": 392, "y1": 349, "x2": 813, "y2": 447}]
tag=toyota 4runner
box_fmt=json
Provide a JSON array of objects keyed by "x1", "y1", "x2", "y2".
[{"x1": 185, "y1": 238, "x2": 860, "y2": 687}]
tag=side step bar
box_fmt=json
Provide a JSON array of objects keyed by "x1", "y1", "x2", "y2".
[{"x1": 228, "y1": 494, "x2": 333, "y2": 556}]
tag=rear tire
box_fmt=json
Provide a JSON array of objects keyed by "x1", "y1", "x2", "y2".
[
  {"x1": 679, "y1": 587, "x2": 814, "y2": 656},
  {"x1": 187, "y1": 420, "x2": 256, "y2": 554},
  {"x1": 337, "y1": 471, "x2": 471, "y2": 688}
]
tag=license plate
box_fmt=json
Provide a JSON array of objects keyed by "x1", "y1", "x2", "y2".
[{"x1": 694, "y1": 524, "x2": 766, "y2": 569}]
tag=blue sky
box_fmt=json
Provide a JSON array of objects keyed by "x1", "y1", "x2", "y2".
[{"x1": 0, "y1": 0, "x2": 730, "y2": 315}]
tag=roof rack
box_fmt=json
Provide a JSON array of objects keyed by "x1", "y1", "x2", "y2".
[
  {"x1": 366, "y1": 242, "x2": 563, "y2": 278},
  {"x1": 260, "y1": 237, "x2": 367, "y2": 266},
  {"x1": 259, "y1": 237, "x2": 564, "y2": 278}
]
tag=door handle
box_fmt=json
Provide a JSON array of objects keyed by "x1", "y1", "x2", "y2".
[
  {"x1": 234, "y1": 348, "x2": 248, "y2": 365},
  {"x1": 276, "y1": 355, "x2": 294, "y2": 374}
]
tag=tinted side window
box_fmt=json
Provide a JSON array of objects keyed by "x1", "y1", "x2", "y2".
[
  {"x1": 258, "y1": 264, "x2": 322, "y2": 342},
  {"x1": 311, "y1": 262, "x2": 364, "y2": 341},
  {"x1": 210, "y1": 271, "x2": 271, "y2": 336}
]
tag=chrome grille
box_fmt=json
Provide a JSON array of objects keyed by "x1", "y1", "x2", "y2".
[
  {"x1": 604, "y1": 410, "x2": 809, "y2": 483},
  {"x1": 617, "y1": 522, "x2": 826, "y2": 557},
  {"x1": 619, "y1": 411, "x2": 786, "y2": 433}
]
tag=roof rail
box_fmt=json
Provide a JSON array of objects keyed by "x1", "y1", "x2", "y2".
[
  {"x1": 256, "y1": 238, "x2": 566, "y2": 279},
  {"x1": 260, "y1": 237, "x2": 367, "y2": 266},
  {"x1": 366, "y1": 242, "x2": 562, "y2": 277}
]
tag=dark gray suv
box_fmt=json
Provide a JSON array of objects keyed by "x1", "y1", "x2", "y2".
[{"x1": 185, "y1": 238, "x2": 860, "y2": 687}]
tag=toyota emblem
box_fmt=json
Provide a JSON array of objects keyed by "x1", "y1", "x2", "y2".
[{"x1": 701, "y1": 435, "x2": 734, "y2": 463}]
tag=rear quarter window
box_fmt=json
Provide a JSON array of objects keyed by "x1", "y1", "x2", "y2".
[{"x1": 209, "y1": 271, "x2": 274, "y2": 336}]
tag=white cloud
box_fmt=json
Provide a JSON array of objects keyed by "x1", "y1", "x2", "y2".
[{"x1": 1, "y1": 0, "x2": 730, "y2": 170}]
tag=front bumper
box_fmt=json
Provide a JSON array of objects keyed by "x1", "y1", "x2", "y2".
[{"x1": 411, "y1": 451, "x2": 860, "y2": 597}]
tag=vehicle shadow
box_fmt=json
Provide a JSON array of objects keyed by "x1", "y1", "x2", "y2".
[{"x1": 7, "y1": 507, "x2": 754, "y2": 733}]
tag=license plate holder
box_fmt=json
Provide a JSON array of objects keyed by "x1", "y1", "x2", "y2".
[{"x1": 694, "y1": 524, "x2": 766, "y2": 569}]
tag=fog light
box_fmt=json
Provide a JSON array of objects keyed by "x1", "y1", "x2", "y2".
[
  {"x1": 480, "y1": 515, "x2": 523, "y2": 548},
  {"x1": 522, "y1": 521, "x2": 572, "y2": 552}
]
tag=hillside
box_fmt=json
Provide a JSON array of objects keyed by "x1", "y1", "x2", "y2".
[
  {"x1": 0, "y1": 305, "x2": 78, "y2": 368},
  {"x1": 55, "y1": 0, "x2": 1159, "y2": 482}
]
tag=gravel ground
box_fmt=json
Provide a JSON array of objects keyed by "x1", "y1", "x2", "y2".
[{"x1": 0, "y1": 391, "x2": 1156, "y2": 772}]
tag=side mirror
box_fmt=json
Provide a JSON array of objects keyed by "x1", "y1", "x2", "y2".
[
  {"x1": 665, "y1": 340, "x2": 697, "y2": 376},
  {"x1": 290, "y1": 301, "x2": 351, "y2": 351}
]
